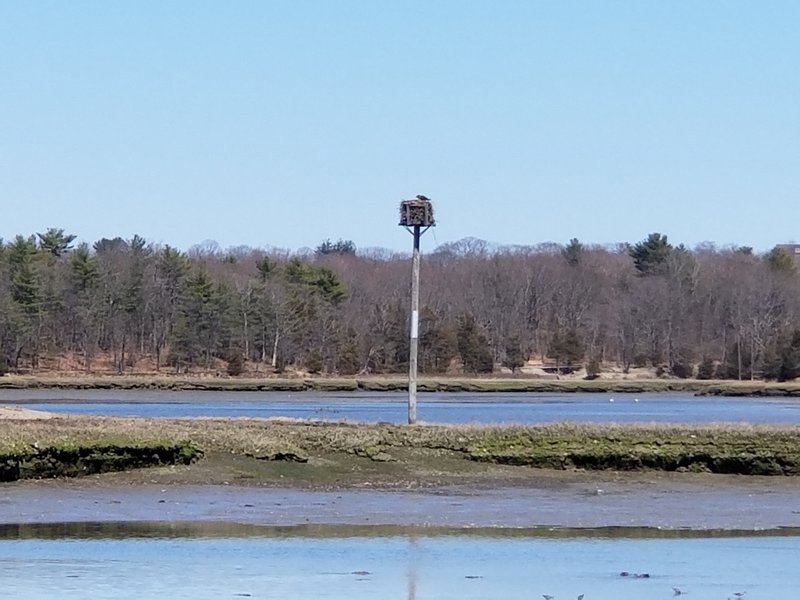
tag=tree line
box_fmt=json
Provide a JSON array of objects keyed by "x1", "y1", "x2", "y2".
[{"x1": 2, "y1": 228, "x2": 800, "y2": 381}]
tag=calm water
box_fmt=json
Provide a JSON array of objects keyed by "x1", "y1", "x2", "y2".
[
  {"x1": 2, "y1": 389, "x2": 800, "y2": 423},
  {"x1": 0, "y1": 528, "x2": 796, "y2": 599}
]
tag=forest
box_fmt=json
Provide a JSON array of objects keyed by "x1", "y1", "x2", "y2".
[{"x1": 2, "y1": 228, "x2": 800, "y2": 381}]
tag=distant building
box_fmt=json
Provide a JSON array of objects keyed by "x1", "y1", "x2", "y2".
[{"x1": 776, "y1": 244, "x2": 800, "y2": 260}]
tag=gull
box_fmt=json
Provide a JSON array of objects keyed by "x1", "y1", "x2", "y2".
[
  {"x1": 578, "y1": 595, "x2": 584, "y2": 600},
  {"x1": 543, "y1": 595, "x2": 554, "y2": 600},
  {"x1": 672, "y1": 587, "x2": 685, "y2": 596}
]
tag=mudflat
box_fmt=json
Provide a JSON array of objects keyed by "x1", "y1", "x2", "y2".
[
  {"x1": 4, "y1": 461, "x2": 800, "y2": 530},
  {"x1": 2, "y1": 411, "x2": 800, "y2": 530}
]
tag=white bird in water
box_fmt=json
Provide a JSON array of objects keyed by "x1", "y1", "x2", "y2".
[
  {"x1": 634, "y1": 397, "x2": 639, "y2": 402},
  {"x1": 608, "y1": 397, "x2": 614, "y2": 403}
]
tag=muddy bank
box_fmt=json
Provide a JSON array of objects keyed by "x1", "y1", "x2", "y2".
[
  {"x1": 3, "y1": 374, "x2": 800, "y2": 395},
  {"x1": 4, "y1": 472, "x2": 800, "y2": 530},
  {"x1": 4, "y1": 416, "x2": 800, "y2": 531},
  {"x1": 5, "y1": 520, "x2": 800, "y2": 541}
]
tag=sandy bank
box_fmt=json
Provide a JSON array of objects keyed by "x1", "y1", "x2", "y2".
[{"x1": 0, "y1": 406, "x2": 57, "y2": 420}]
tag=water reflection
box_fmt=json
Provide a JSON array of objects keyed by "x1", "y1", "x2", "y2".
[
  {"x1": 0, "y1": 529, "x2": 797, "y2": 599},
  {"x1": 3, "y1": 520, "x2": 800, "y2": 540},
  {"x1": 407, "y1": 538, "x2": 418, "y2": 600}
]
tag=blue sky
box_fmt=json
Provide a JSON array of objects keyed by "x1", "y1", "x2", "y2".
[{"x1": 1, "y1": 1, "x2": 798, "y2": 253}]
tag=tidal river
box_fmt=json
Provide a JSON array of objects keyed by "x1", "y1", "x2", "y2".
[
  {"x1": 2, "y1": 389, "x2": 800, "y2": 423},
  {"x1": 1, "y1": 525, "x2": 798, "y2": 600},
  {"x1": 3, "y1": 388, "x2": 799, "y2": 598}
]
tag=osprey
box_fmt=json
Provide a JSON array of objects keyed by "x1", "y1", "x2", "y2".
[{"x1": 415, "y1": 194, "x2": 430, "y2": 201}]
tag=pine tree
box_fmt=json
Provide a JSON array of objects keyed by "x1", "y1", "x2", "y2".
[
  {"x1": 561, "y1": 238, "x2": 584, "y2": 267},
  {"x1": 37, "y1": 228, "x2": 76, "y2": 257},
  {"x1": 548, "y1": 328, "x2": 583, "y2": 368},
  {"x1": 419, "y1": 308, "x2": 457, "y2": 374},
  {"x1": 629, "y1": 233, "x2": 672, "y2": 276},
  {"x1": 502, "y1": 334, "x2": 525, "y2": 373},
  {"x1": 457, "y1": 313, "x2": 493, "y2": 374},
  {"x1": 765, "y1": 246, "x2": 796, "y2": 274}
]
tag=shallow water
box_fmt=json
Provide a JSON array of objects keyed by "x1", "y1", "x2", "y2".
[
  {"x1": 4, "y1": 481, "x2": 800, "y2": 530},
  {"x1": 0, "y1": 527, "x2": 796, "y2": 599},
  {"x1": 3, "y1": 389, "x2": 800, "y2": 423}
]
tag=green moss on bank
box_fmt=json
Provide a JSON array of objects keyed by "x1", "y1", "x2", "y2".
[
  {"x1": 466, "y1": 427, "x2": 800, "y2": 475},
  {"x1": 0, "y1": 441, "x2": 201, "y2": 482},
  {"x1": 4, "y1": 417, "x2": 800, "y2": 480}
]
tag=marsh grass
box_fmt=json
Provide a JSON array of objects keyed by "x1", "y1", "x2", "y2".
[
  {"x1": 3, "y1": 374, "x2": 800, "y2": 395},
  {"x1": 3, "y1": 417, "x2": 800, "y2": 479}
]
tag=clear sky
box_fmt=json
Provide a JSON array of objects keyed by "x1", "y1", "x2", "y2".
[{"x1": 1, "y1": 1, "x2": 798, "y2": 253}]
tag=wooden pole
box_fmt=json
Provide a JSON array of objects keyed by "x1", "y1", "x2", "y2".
[{"x1": 408, "y1": 225, "x2": 421, "y2": 424}]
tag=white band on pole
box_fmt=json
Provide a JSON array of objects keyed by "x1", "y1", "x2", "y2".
[{"x1": 410, "y1": 310, "x2": 419, "y2": 339}]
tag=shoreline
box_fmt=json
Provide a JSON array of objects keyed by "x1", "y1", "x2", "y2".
[
  {"x1": 2, "y1": 374, "x2": 800, "y2": 396},
  {"x1": 3, "y1": 415, "x2": 800, "y2": 480},
  {"x1": 3, "y1": 481, "x2": 800, "y2": 532},
  {"x1": 3, "y1": 415, "x2": 800, "y2": 531}
]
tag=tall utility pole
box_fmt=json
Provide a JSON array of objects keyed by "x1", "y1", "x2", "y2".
[{"x1": 399, "y1": 195, "x2": 435, "y2": 424}]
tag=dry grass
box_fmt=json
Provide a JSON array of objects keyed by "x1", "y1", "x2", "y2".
[
  {"x1": 4, "y1": 373, "x2": 800, "y2": 396},
  {"x1": 3, "y1": 416, "x2": 800, "y2": 477}
]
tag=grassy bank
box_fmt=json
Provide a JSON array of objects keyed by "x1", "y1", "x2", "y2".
[
  {"x1": 3, "y1": 374, "x2": 800, "y2": 396},
  {"x1": 3, "y1": 416, "x2": 800, "y2": 481},
  {"x1": 0, "y1": 439, "x2": 201, "y2": 482}
]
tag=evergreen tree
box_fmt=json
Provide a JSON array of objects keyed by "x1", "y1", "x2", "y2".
[
  {"x1": 37, "y1": 228, "x2": 76, "y2": 257},
  {"x1": 336, "y1": 329, "x2": 361, "y2": 375},
  {"x1": 629, "y1": 233, "x2": 672, "y2": 276},
  {"x1": 7, "y1": 235, "x2": 41, "y2": 311},
  {"x1": 315, "y1": 238, "x2": 357, "y2": 257},
  {"x1": 69, "y1": 244, "x2": 99, "y2": 291},
  {"x1": 93, "y1": 237, "x2": 128, "y2": 255},
  {"x1": 66, "y1": 243, "x2": 100, "y2": 366},
  {"x1": 696, "y1": 357, "x2": 715, "y2": 380},
  {"x1": 304, "y1": 348, "x2": 323, "y2": 374},
  {"x1": 585, "y1": 357, "x2": 601, "y2": 379},
  {"x1": 5, "y1": 236, "x2": 42, "y2": 369},
  {"x1": 561, "y1": 238, "x2": 584, "y2": 267},
  {"x1": 548, "y1": 328, "x2": 583, "y2": 368},
  {"x1": 168, "y1": 269, "x2": 226, "y2": 370},
  {"x1": 765, "y1": 246, "x2": 796, "y2": 274},
  {"x1": 285, "y1": 258, "x2": 347, "y2": 304},
  {"x1": 717, "y1": 341, "x2": 753, "y2": 380},
  {"x1": 502, "y1": 334, "x2": 525, "y2": 373},
  {"x1": 225, "y1": 348, "x2": 245, "y2": 376},
  {"x1": 419, "y1": 308, "x2": 457, "y2": 374},
  {"x1": 763, "y1": 331, "x2": 800, "y2": 382},
  {"x1": 456, "y1": 313, "x2": 493, "y2": 373}
]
